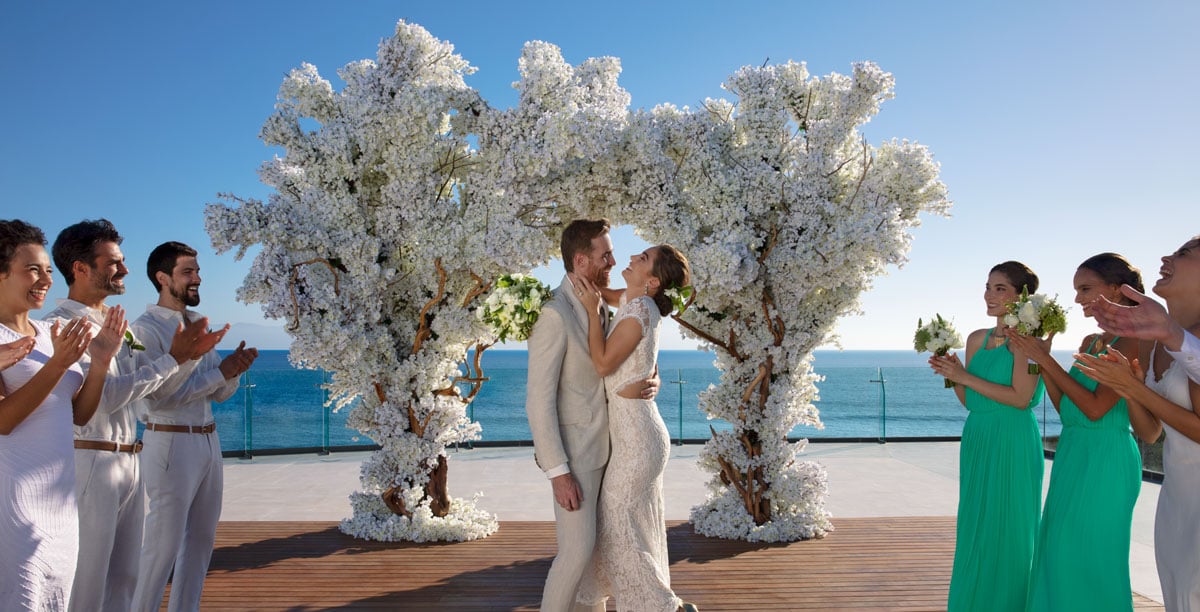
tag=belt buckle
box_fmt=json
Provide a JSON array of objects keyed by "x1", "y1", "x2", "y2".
[{"x1": 132, "y1": 439, "x2": 144, "y2": 453}]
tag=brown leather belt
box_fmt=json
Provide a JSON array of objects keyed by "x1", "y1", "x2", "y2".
[
  {"x1": 145, "y1": 422, "x2": 216, "y2": 434},
  {"x1": 74, "y1": 439, "x2": 144, "y2": 453}
]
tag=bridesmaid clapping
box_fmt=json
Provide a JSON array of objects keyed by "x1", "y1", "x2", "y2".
[
  {"x1": 929, "y1": 261, "x2": 1045, "y2": 612},
  {"x1": 1077, "y1": 236, "x2": 1200, "y2": 611},
  {"x1": 1010, "y1": 253, "x2": 1143, "y2": 612}
]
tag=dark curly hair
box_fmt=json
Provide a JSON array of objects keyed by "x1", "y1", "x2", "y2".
[
  {"x1": 0, "y1": 219, "x2": 47, "y2": 274},
  {"x1": 52, "y1": 218, "x2": 123, "y2": 285},
  {"x1": 650, "y1": 244, "x2": 691, "y2": 317}
]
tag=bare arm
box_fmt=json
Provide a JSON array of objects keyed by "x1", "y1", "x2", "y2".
[
  {"x1": 578, "y1": 277, "x2": 645, "y2": 378},
  {"x1": 0, "y1": 319, "x2": 92, "y2": 435},
  {"x1": 1011, "y1": 332, "x2": 1130, "y2": 421},
  {"x1": 932, "y1": 328, "x2": 1039, "y2": 409},
  {"x1": 1074, "y1": 345, "x2": 1166, "y2": 443},
  {"x1": 1076, "y1": 344, "x2": 1200, "y2": 442}
]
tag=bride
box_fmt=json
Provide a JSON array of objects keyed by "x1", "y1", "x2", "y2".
[{"x1": 573, "y1": 244, "x2": 697, "y2": 612}]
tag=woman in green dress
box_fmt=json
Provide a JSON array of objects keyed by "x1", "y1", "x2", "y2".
[
  {"x1": 930, "y1": 260, "x2": 1046, "y2": 611},
  {"x1": 1010, "y1": 253, "x2": 1144, "y2": 611}
]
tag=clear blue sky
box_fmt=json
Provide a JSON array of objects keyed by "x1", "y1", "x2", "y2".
[{"x1": 3, "y1": 1, "x2": 1196, "y2": 351}]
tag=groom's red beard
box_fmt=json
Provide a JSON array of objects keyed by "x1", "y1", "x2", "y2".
[{"x1": 590, "y1": 266, "x2": 613, "y2": 288}]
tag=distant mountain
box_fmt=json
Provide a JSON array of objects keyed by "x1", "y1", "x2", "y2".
[{"x1": 218, "y1": 322, "x2": 292, "y2": 351}]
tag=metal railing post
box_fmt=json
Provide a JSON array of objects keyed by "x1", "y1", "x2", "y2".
[
  {"x1": 870, "y1": 367, "x2": 887, "y2": 444},
  {"x1": 671, "y1": 369, "x2": 687, "y2": 445},
  {"x1": 241, "y1": 371, "x2": 255, "y2": 460},
  {"x1": 319, "y1": 370, "x2": 331, "y2": 456}
]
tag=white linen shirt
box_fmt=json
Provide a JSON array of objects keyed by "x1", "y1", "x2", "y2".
[
  {"x1": 44, "y1": 299, "x2": 184, "y2": 445},
  {"x1": 1168, "y1": 330, "x2": 1200, "y2": 385},
  {"x1": 131, "y1": 304, "x2": 239, "y2": 426}
]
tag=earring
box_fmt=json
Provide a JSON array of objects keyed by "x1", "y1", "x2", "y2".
[{"x1": 644, "y1": 282, "x2": 650, "y2": 295}]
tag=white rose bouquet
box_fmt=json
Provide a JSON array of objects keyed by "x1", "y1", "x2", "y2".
[
  {"x1": 478, "y1": 274, "x2": 553, "y2": 343},
  {"x1": 914, "y1": 314, "x2": 964, "y2": 387},
  {"x1": 1002, "y1": 288, "x2": 1068, "y2": 373}
]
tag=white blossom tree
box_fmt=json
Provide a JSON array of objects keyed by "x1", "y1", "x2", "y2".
[{"x1": 206, "y1": 20, "x2": 949, "y2": 543}]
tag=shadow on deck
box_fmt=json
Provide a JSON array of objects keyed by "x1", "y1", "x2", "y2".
[{"x1": 177, "y1": 517, "x2": 1162, "y2": 611}]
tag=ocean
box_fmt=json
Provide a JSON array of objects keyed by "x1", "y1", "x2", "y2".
[{"x1": 210, "y1": 350, "x2": 1067, "y2": 454}]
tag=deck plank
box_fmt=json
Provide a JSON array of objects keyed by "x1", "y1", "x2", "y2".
[{"x1": 167, "y1": 518, "x2": 1163, "y2": 611}]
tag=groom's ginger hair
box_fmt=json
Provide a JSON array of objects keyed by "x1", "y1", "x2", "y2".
[{"x1": 561, "y1": 218, "x2": 610, "y2": 273}]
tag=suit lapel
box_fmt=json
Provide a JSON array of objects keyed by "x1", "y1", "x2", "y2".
[{"x1": 557, "y1": 274, "x2": 607, "y2": 340}]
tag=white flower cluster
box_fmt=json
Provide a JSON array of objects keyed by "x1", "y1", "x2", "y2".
[
  {"x1": 1003, "y1": 292, "x2": 1068, "y2": 338},
  {"x1": 477, "y1": 274, "x2": 552, "y2": 342},
  {"x1": 914, "y1": 314, "x2": 964, "y2": 356},
  {"x1": 206, "y1": 20, "x2": 949, "y2": 542}
]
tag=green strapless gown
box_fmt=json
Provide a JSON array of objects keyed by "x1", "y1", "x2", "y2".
[
  {"x1": 948, "y1": 329, "x2": 1045, "y2": 611},
  {"x1": 1026, "y1": 338, "x2": 1141, "y2": 611}
]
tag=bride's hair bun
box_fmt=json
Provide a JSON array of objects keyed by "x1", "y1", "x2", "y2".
[{"x1": 651, "y1": 244, "x2": 690, "y2": 317}]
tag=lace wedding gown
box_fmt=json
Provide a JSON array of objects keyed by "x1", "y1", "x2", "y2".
[{"x1": 578, "y1": 295, "x2": 682, "y2": 612}]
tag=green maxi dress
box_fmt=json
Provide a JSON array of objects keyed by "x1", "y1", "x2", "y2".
[
  {"x1": 948, "y1": 329, "x2": 1045, "y2": 612},
  {"x1": 1026, "y1": 337, "x2": 1141, "y2": 611}
]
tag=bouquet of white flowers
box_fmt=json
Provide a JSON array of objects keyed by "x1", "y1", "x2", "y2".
[
  {"x1": 478, "y1": 274, "x2": 552, "y2": 343},
  {"x1": 1003, "y1": 288, "x2": 1068, "y2": 373},
  {"x1": 914, "y1": 314, "x2": 964, "y2": 387}
]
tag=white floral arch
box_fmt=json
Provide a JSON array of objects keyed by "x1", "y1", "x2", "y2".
[{"x1": 205, "y1": 21, "x2": 949, "y2": 543}]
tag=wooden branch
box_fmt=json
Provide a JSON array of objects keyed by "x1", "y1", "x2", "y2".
[
  {"x1": 846, "y1": 139, "x2": 874, "y2": 209},
  {"x1": 412, "y1": 258, "x2": 448, "y2": 354},
  {"x1": 824, "y1": 151, "x2": 863, "y2": 178},
  {"x1": 761, "y1": 291, "x2": 785, "y2": 346},
  {"x1": 758, "y1": 225, "x2": 779, "y2": 265},
  {"x1": 672, "y1": 315, "x2": 743, "y2": 362},
  {"x1": 461, "y1": 272, "x2": 491, "y2": 308},
  {"x1": 287, "y1": 258, "x2": 343, "y2": 331}
]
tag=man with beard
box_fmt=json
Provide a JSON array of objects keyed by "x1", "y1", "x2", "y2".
[
  {"x1": 46, "y1": 221, "x2": 224, "y2": 612},
  {"x1": 129, "y1": 241, "x2": 258, "y2": 612},
  {"x1": 526, "y1": 218, "x2": 659, "y2": 612}
]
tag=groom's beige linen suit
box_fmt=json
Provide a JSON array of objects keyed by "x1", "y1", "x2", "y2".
[{"x1": 527, "y1": 275, "x2": 610, "y2": 612}]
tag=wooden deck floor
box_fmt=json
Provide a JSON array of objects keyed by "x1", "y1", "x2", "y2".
[{"x1": 176, "y1": 517, "x2": 1163, "y2": 611}]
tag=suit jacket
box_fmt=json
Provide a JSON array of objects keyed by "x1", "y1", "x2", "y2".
[{"x1": 525, "y1": 275, "x2": 610, "y2": 475}]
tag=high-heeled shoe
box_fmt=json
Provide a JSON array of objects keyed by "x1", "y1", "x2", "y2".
[{"x1": 680, "y1": 604, "x2": 699, "y2": 612}]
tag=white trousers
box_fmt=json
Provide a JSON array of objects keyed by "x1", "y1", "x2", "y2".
[
  {"x1": 130, "y1": 429, "x2": 223, "y2": 612},
  {"x1": 542, "y1": 467, "x2": 606, "y2": 612},
  {"x1": 69, "y1": 448, "x2": 143, "y2": 612}
]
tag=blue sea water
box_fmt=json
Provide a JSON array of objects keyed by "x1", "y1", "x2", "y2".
[{"x1": 211, "y1": 350, "x2": 1066, "y2": 454}]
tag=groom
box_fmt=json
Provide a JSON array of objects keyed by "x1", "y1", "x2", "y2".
[{"x1": 526, "y1": 218, "x2": 657, "y2": 612}]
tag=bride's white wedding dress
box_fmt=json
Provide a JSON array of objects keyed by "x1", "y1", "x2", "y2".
[{"x1": 578, "y1": 295, "x2": 682, "y2": 612}]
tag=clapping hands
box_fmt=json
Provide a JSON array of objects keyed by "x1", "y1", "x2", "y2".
[
  {"x1": 0, "y1": 336, "x2": 35, "y2": 370},
  {"x1": 218, "y1": 341, "x2": 259, "y2": 381},
  {"x1": 169, "y1": 316, "x2": 229, "y2": 363},
  {"x1": 1074, "y1": 344, "x2": 1144, "y2": 399},
  {"x1": 87, "y1": 306, "x2": 128, "y2": 365}
]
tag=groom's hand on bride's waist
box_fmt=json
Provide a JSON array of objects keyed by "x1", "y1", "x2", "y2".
[{"x1": 551, "y1": 473, "x2": 583, "y2": 512}]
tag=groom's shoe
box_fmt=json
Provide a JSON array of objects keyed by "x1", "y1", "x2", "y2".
[{"x1": 681, "y1": 604, "x2": 699, "y2": 612}]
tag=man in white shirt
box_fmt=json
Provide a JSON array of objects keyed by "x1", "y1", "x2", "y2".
[
  {"x1": 129, "y1": 241, "x2": 258, "y2": 612},
  {"x1": 1092, "y1": 284, "x2": 1200, "y2": 383},
  {"x1": 46, "y1": 220, "x2": 224, "y2": 612}
]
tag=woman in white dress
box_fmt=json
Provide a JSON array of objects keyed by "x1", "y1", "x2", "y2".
[
  {"x1": 1077, "y1": 235, "x2": 1200, "y2": 611},
  {"x1": 0, "y1": 219, "x2": 125, "y2": 611},
  {"x1": 574, "y1": 244, "x2": 698, "y2": 612}
]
